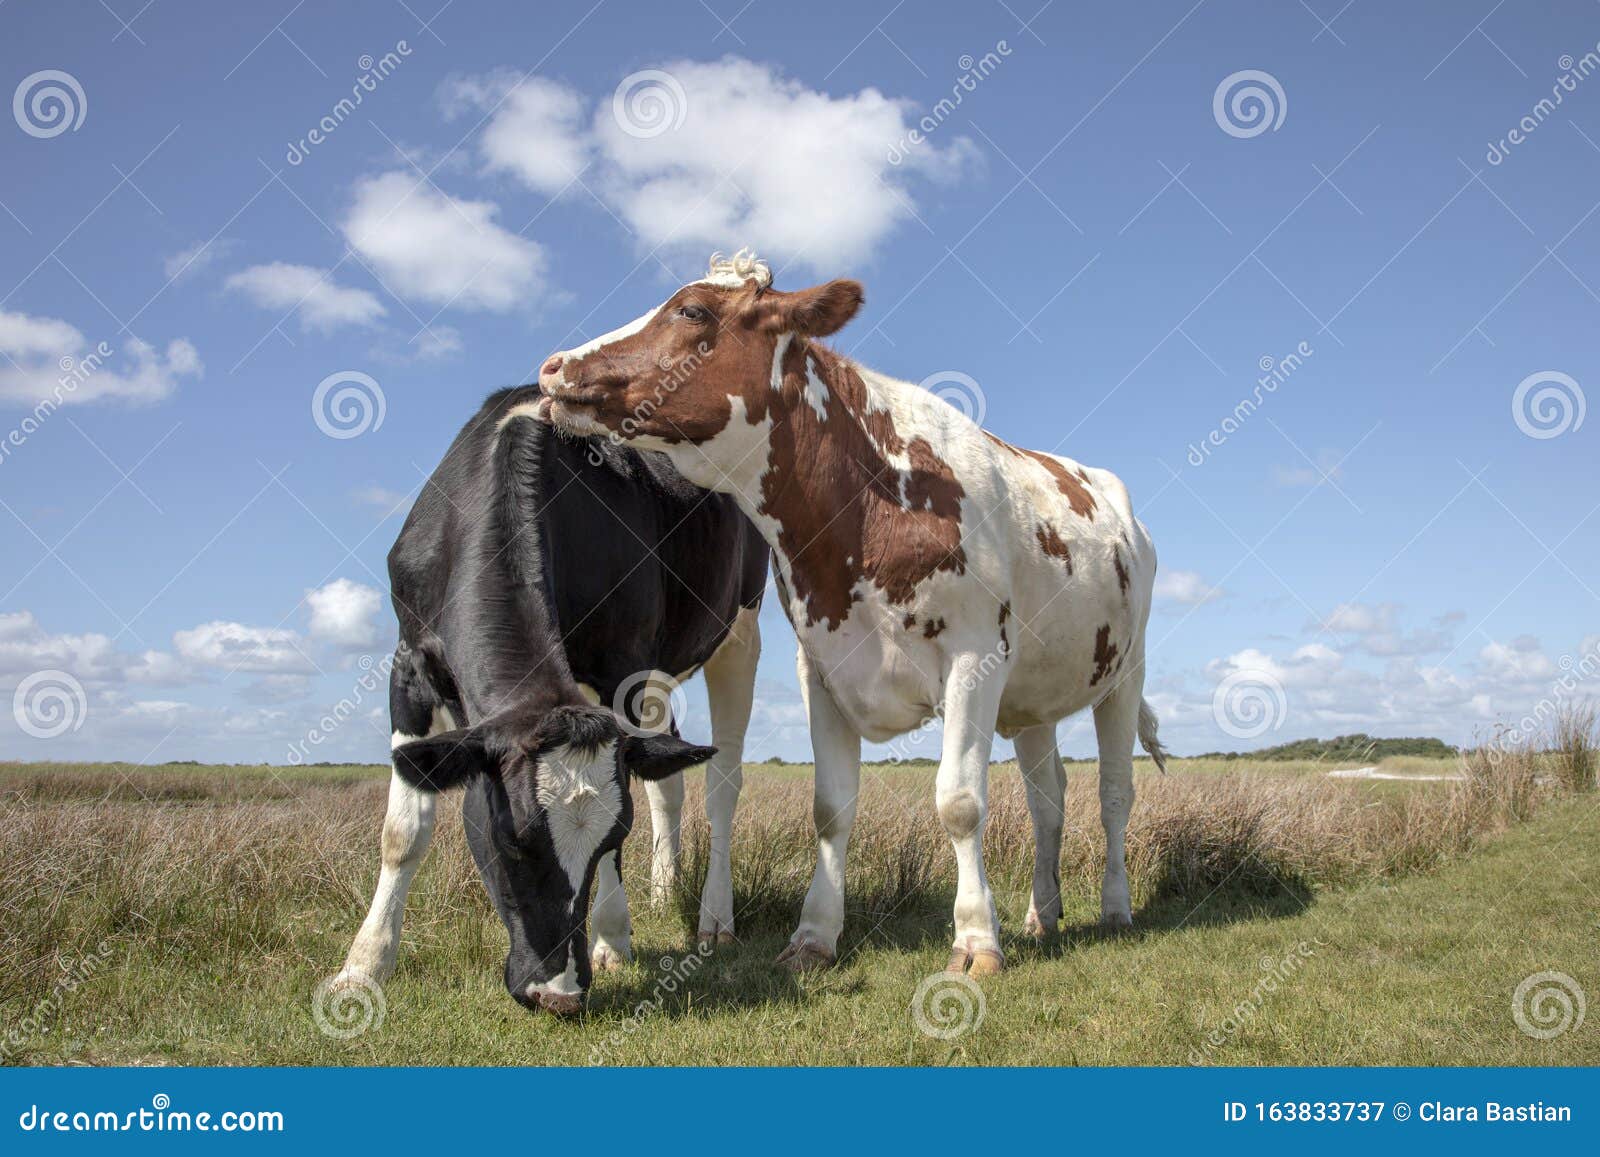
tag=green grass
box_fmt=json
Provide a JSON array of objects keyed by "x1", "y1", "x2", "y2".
[{"x1": 1, "y1": 755, "x2": 1593, "y2": 1066}]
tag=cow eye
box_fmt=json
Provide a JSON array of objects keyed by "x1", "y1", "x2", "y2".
[{"x1": 677, "y1": 304, "x2": 710, "y2": 323}]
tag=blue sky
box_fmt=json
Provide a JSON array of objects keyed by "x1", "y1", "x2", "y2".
[{"x1": 1, "y1": 0, "x2": 1596, "y2": 765}]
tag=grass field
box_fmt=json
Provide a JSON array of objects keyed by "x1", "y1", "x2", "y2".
[{"x1": 1, "y1": 747, "x2": 1595, "y2": 1066}]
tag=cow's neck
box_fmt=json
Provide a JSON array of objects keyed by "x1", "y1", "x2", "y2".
[{"x1": 695, "y1": 335, "x2": 966, "y2": 632}]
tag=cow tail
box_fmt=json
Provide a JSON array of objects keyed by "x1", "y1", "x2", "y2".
[{"x1": 1138, "y1": 698, "x2": 1169, "y2": 774}]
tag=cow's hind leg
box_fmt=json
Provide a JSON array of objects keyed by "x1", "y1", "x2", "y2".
[
  {"x1": 698, "y1": 605, "x2": 760, "y2": 944},
  {"x1": 339, "y1": 656, "x2": 451, "y2": 984},
  {"x1": 1093, "y1": 663, "x2": 1143, "y2": 928},
  {"x1": 1014, "y1": 723, "x2": 1066, "y2": 939}
]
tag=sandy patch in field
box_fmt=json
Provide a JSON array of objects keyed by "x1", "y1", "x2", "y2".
[{"x1": 1326, "y1": 765, "x2": 1465, "y2": 782}]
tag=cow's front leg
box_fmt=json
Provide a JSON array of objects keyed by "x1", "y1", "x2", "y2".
[
  {"x1": 698, "y1": 605, "x2": 760, "y2": 944},
  {"x1": 338, "y1": 708, "x2": 454, "y2": 984},
  {"x1": 644, "y1": 772, "x2": 684, "y2": 905},
  {"x1": 589, "y1": 848, "x2": 632, "y2": 970},
  {"x1": 938, "y1": 652, "x2": 1006, "y2": 975},
  {"x1": 778, "y1": 648, "x2": 861, "y2": 972}
]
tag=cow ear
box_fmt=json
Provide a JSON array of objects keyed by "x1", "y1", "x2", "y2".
[
  {"x1": 754, "y1": 280, "x2": 863, "y2": 337},
  {"x1": 621, "y1": 734, "x2": 716, "y2": 780},
  {"x1": 393, "y1": 729, "x2": 493, "y2": 792}
]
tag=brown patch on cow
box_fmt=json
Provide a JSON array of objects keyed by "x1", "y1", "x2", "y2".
[
  {"x1": 1036, "y1": 523, "x2": 1073, "y2": 572},
  {"x1": 902, "y1": 612, "x2": 917, "y2": 630},
  {"x1": 1112, "y1": 545, "x2": 1129, "y2": 594},
  {"x1": 998, "y1": 601, "x2": 1011, "y2": 655},
  {"x1": 922, "y1": 617, "x2": 946, "y2": 639},
  {"x1": 983, "y1": 432, "x2": 1097, "y2": 520},
  {"x1": 1090, "y1": 624, "x2": 1119, "y2": 686},
  {"x1": 759, "y1": 341, "x2": 968, "y2": 629}
]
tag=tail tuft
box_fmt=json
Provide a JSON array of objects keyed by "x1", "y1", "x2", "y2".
[{"x1": 1137, "y1": 698, "x2": 1169, "y2": 774}]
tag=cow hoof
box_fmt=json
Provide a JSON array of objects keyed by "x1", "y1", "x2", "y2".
[
  {"x1": 1023, "y1": 912, "x2": 1058, "y2": 940},
  {"x1": 591, "y1": 943, "x2": 631, "y2": 972},
  {"x1": 328, "y1": 966, "x2": 383, "y2": 993},
  {"x1": 1100, "y1": 910, "x2": 1134, "y2": 930},
  {"x1": 946, "y1": 942, "x2": 1005, "y2": 976},
  {"x1": 698, "y1": 930, "x2": 738, "y2": 948},
  {"x1": 775, "y1": 938, "x2": 836, "y2": 973},
  {"x1": 537, "y1": 990, "x2": 584, "y2": 1017}
]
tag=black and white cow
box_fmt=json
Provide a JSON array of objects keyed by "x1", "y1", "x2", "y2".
[{"x1": 337, "y1": 385, "x2": 768, "y2": 1013}]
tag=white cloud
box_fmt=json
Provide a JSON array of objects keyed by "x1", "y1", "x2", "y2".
[
  {"x1": 444, "y1": 72, "x2": 590, "y2": 196},
  {"x1": 305, "y1": 578, "x2": 385, "y2": 648},
  {"x1": 173, "y1": 621, "x2": 313, "y2": 674},
  {"x1": 0, "y1": 311, "x2": 201, "y2": 406},
  {"x1": 458, "y1": 58, "x2": 977, "y2": 271},
  {"x1": 351, "y1": 484, "x2": 410, "y2": 511},
  {"x1": 1155, "y1": 570, "x2": 1224, "y2": 606},
  {"x1": 224, "y1": 262, "x2": 386, "y2": 333},
  {"x1": 1313, "y1": 601, "x2": 1452, "y2": 657},
  {"x1": 162, "y1": 238, "x2": 237, "y2": 282},
  {"x1": 342, "y1": 171, "x2": 547, "y2": 311}
]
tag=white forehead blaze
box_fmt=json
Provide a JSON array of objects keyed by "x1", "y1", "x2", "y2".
[{"x1": 535, "y1": 741, "x2": 624, "y2": 891}]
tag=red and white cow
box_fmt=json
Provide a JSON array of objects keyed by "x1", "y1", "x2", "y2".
[{"x1": 534, "y1": 252, "x2": 1168, "y2": 974}]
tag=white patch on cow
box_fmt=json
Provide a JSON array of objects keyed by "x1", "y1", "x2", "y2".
[
  {"x1": 535, "y1": 740, "x2": 623, "y2": 891},
  {"x1": 562, "y1": 307, "x2": 657, "y2": 363},
  {"x1": 769, "y1": 332, "x2": 792, "y2": 392},
  {"x1": 525, "y1": 948, "x2": 581, "y2": 998},
  {"x1": 802, "y1": 354, "x2": 830, "y2": 420}
]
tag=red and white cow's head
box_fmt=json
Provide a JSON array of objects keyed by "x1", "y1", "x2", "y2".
[{"x1": 536, "y1": 252, "x2": 863, "y2": 466}]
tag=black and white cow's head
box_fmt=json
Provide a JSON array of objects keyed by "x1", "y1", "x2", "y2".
[{"x1": 393, "y1": 704, "x2": 711, "y2": 1014}]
